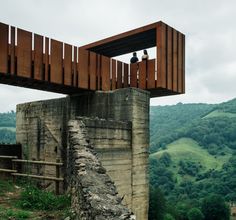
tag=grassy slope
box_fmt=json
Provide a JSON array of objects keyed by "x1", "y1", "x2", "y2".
[
  {"x1": 150, "y1": 98, "x2": 236, "y2": 152},
  {"x1": 0, "y1": 127, "x2": 16, "y2": 132},
  {"x1": 149, "y1": 103, "x2": 215, "y2": 152},
  {"x1": 150, "y1": 98, "x2": 236, "y2": 183},
  {"x1": 203, "y1": 110, "x2": 236, "y2": 119},
  {"x1": 150, "y1": 138, "x2": 231, "y2": 182}
]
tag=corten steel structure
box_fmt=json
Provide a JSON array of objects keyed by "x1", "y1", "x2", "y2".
[{"x1": 0, "y1": 21, "x2": 185, "y2": 97}]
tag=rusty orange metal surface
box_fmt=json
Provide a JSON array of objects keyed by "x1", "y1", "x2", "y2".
[
  {"x1": 89, "y1": 51, "x2": 97, "y2": 90},
  {"x1": 44, "y1": 37, "x2": 49, "y2": 81},
  {"x1": 101, "y1": 55, "x2": 110, "y2": 91},
  {"x1": 78, "y1": 48, "x2": 89, "y2": 89},
  {"x1": 96, "y1": 54, "x2": 101, "y2": 90},
  {"x1": 147, "y1": 59, "x2": 155, "y2": 89},
  {"x1": 50, "y1": 39, "x2": 63, "y2": 84},
  {"x1": 167, "y1": 26, "x2": 173, "y2": 91},
  {"x1": 0, "y1": 21, "x2": 185, "y2": 97},
  {"x1": 173, "y1": 29, "x2": 178, "y2": 92},
  {"x1": 111, "y1": 59, "x2": 117, "y2": 90},
  {"x1": 156, "y1": 23, "x2": 166, "y2": 89},
  {"x1": 182, "y1": 36, "x2": 185, "y2": 93},
  {"x1": 123, "y1": 63, "x2": 128, "y2": 88},
  {"x1": 34, "y1": 34, "x2": 43, "y2": 81},
  {"x1": 73, "y1": 46, "x2": 78, "y2": 87},
  {"x1": 117, "y1": 61, "x2": 122, "y2": 89},
  {"x1": 17, "y1": 29, "x2": 32, "y2": 78},
  {"x1": 139, "y1": 61, "x2": 147, "y2": 90},
  {"x1": 178, "y1": 32, "x2": 183, "y2": 93},
  {"x1": 130, "y1": 63, "x2": 138, "y2": 88},
  {"x1": 10, "y1": 26, "x2": 15, "y2": 75},
  {"x1": 0, "y1": 23, "x2": 8, "y2": 74},
  {"x1": 64, "y1": 43, "x2": 72, "y2": 86}
]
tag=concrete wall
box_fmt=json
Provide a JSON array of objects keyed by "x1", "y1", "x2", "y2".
[
  {"x1": 69, "y1": 88, "x2": 150, "y2": 219},
  {"x1": 16, "y1": 98, "x2": 68, "y2": 191},
  {"x1": 83, "y1": 117, "x2": 132, "y2": 209},
  {"x1": 16, "y1": 88, "x2": 150, "y2": 220},
  {"x1": 68, "y1": 118, "x2": 134, "y2": 220}
]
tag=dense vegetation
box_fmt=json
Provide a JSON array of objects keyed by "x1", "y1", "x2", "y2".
[
  {"x1": 0, "y1": 180, "x2": 72, "y2": 219},
  {"x1": 1, "y1": 99, "x2": 236, "y2": 219},
  {"x1": 0, "y1": 111, "x2": 16, "y2": 127},
  {"x1": 149, "y1": 98, "x2": 236, "y2": 219},
  {"x1": 150, "y1": 103, "x2": 215, "y2": 153},
  {"x1": 0, "y1": 111, "x2": 16, "y2": 143}
]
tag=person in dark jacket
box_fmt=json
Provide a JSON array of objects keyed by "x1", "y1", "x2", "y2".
[{"x1": 130, "y1": 52, "x2": 139, "y2": 63}]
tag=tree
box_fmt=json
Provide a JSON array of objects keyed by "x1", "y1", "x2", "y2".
[
  {"x1": 187, "y1": 208, "x2": 204, "y2": 220},
  {"x1": 149, "y1": 187, "x2": 166, "y2": 220},
  {"x1": 159, "y1": 152, "x2": 172, "y2": 167},
  {"x1": 176, "y1": 202, "x2": 189, "y2": 220},
  {"x1": 164, "y1": 213, "x2": 175, "y2": 220},
  {"x1": 201, "y1": 194, "x2": 230, "y2": 220}
]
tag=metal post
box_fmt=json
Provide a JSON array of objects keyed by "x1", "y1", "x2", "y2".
[
  {"x1": 12, "y1": 158, "x2": 16, "y2": 183},
  {"x1": 56, "y1": 158, "x2": 60, "y2": 195}
]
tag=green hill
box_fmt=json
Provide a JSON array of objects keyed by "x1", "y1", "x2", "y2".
[
  {"x1": 214, "y1": 97, "x2": 236, "y2": 113},
  {"x1": 0, "y1": 111, "x2": 16, "y2": 143},
  {"x1": 203, "y1": 109, "x2": 236, "y2": 119},
  {"x1": 151, "y1": 138, "x2": 231, "y2": 183},
  {"x1": 151, "y1": 138, "x2": 230, "y2": 171},
  {"x1": 0, "y1": 127, "x2": 16, "y2": 132},
  {"x1": 150, "y1": 103, "x2": 215, "y2": 153},
  {"x1": 150, "y1": 98, "x2": 236, "y2": 153},
  {"x1": 0, "y1": 111, "x2": 16, "y2": 127},
  {"x1": 149, "y1": 97, "x2": 236, "y2": 207}
]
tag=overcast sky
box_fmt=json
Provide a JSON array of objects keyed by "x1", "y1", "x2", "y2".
[{"x1": 0, "y1": 0, "x2": 236, "y2": 112}]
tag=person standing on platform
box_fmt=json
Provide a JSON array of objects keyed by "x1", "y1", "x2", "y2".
[
  {"x1": 130, "y1": 52, "x2": 139, "y2": 63},
  {"x1": 142, "y1": 49, "x2": 149, "y2": 61}
]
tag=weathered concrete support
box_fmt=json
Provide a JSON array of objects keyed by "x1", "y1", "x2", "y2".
[
  {"x1": 82, "y1": 117, "x2": 133, "y2": 208},
  {"x1": 69, "y1": 88, "x2": 150, "y2": 219},
  {"x1": 16, "y1": 88, "x2": 150, "y2": 220},
  {"x1": 16, "y1": 98, "x2": 69, "y2": 191}
]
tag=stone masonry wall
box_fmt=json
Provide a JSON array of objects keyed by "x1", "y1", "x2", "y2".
[{"x1": 68, "y1": 118, "x2": 135, "y2": 220}]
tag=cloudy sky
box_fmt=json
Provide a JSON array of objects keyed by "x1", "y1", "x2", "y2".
[{"x1": 0, "y1": 0, "x2": 236, "y2": 112}]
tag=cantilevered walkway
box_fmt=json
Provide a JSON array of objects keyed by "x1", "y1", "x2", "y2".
[{"x1": 0, "y1": 21, "x2": 185, "y2": 97}]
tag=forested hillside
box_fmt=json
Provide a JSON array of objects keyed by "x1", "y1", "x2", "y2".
[
  {"x1": 149, "y1": 98, "x2": 236, "y2": 219},
  {"x1": 0, "y1": 111, "x2": 16, "y2": 143},
  {"x1": 150, "y1": 103, "x2": 215, "y2": 153}
]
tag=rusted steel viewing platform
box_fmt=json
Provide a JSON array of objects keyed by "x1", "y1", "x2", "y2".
[{"x1": 0, "y1": 21, "x2": 185, "y2": 97}]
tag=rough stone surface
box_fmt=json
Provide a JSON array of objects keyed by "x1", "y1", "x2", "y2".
[
  {"x1": 16, "y1": 88, "x2": 150, "y2": 220},
  {"x1": 68, "y1": 118, "x2": 135, "y2": 220}
]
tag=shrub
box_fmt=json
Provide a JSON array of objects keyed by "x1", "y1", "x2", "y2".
[
  {"x1": 0, "y1": 180, "x2": 14, "y2": 196},
  {"x1": 164, "y1": 213, "x2": 175, "y2": 220},
  {"x1": 187, "y1": 207, "x2": 204, "y2": 220},
  {"x1": 201, "y1": 194, "x2": 230, "y2": 220},
  {"x1": 17, "y1": 186, "x2": 71, "y2": 211},
  {"x1": 148, "y1": 187, "x2": 166, "y2": 220},
  {"x1": 0, "y1": 206, "x2": 31, "y2": 219}
]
